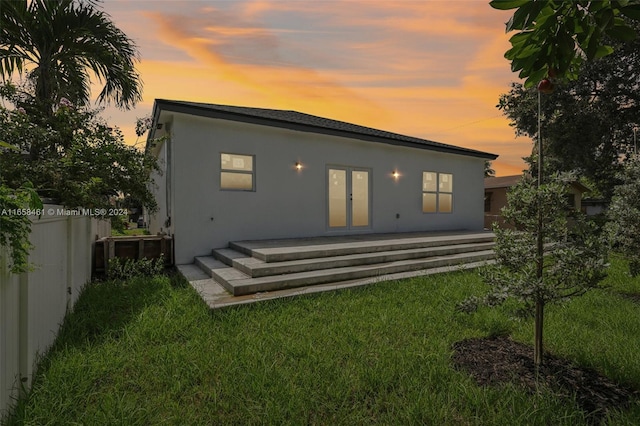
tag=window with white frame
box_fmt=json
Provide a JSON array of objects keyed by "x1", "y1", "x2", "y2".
[
  {"x1": 422, "y1": 172, "x2": 453, "y2": 213},
  {"x1": 220, "y1": 153, "x2": 254, "y2": 191}
]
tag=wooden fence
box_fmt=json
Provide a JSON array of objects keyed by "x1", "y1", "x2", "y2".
[{"x1": 93, "y1": 235, "x2": 173, "y2": 274}]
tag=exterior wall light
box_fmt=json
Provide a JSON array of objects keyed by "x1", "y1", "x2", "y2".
[
  {"x1": 295, "y1": 162, "x2": 303, "y2": 171},
  {"x1": 392, "y1": 170, "x2": 400, "y2": 179}
]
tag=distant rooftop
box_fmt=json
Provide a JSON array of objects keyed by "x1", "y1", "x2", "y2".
[
  {"x1": 151, "y1": 99, "x2": 498, "y2": 160},
  {"x1": 484, "y1": 175, "x2": 523, "y2": 189},
  {"x1": 485, "y1": 175, "x2": 590, "y2": 193}
]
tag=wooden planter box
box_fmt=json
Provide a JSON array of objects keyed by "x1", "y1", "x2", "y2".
[{"x1": 94, "y1": 235, "x2": 174, "y2": 274}]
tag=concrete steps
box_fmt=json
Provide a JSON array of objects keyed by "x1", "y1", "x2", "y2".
[
  {"x1": 192, "y1": 231, "x2": 495, "y2": 296},
  {"x1": 214, "y1": 242, "x2": 495, "y2": 277}
]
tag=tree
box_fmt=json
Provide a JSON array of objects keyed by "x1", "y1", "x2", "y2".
[
  {"x1": 479, "y1": 0, "x2": 640, "y2": 367},
  {"x1": 459, "y1": 172, "x2": 608, "y2": 366},
  {"x1": 0, "y1": 0, "x2": 142, "y2": 115},
  {"x1": 0, "y1": 0, "x2": 154, "y2": 271},
  {"x1": 490, "y1": 0, "x2": 640, "y2": 86},
  {"x1": 606, "y1": 155, "x2": 640, "y2": 276},
  {"x1": 0, "y1": 87, "x2": 158, "y2": 216},
  {"x1": 496, "y1": 26, "x2": 640, "y2": 200},
  {"x1": 484, "y1": 161, "x2": 496, "y2": 178}
]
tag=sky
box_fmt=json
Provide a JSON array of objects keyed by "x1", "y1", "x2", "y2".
[{"x1": 99, "y1": 0, "x2": 533, "y2": 176}]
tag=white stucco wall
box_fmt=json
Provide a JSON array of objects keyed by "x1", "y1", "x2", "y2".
[
  {"x1": 152, "y1": 113, "x2": 486, "y2": 264},
  {"x1": 149, "y1": 138, "x2": 169, "y2": 233}
]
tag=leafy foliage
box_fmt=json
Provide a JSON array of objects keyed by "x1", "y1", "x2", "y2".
[
  {"x1": 0, "y1": 0, "x2": 152, "y2": 274},
  {"x1": 0, "y1": 180, "x2": 42, "y2": 273},
  {"x1": 461, "y1": 173, "x2": 608, "y2": 313},
  {"x1": 497, "y1": 27, "x2": 640, "y2": 200},
  {"x1": 107, "y1": 255, "x2": 165, "y2": 281},
  {"x1": 0, "y1": 0, "x2": 142, "y2": 113},
  {"x1": 459, "y1": 173, "x2": 609, "y2": 363},
  {"x1": 484, "y1": 161, "x2": 496, "y2": 178},
  {"x1": 0, "y1": 86, "x2": 159, "y2": 214},
  {"x1": 490, "y1": 0, "x2": 640, "y2": 86},
  {"x1": 606, "y1": 155, "x2": 640, "y2": 276}
]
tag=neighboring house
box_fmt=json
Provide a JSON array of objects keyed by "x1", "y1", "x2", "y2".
[
  {"x1": 146, "y1": 99, "x2": 498, "y2": 264},
  {"x1": 484, "y1": 175, "x2": 590, "y2": 229},
  {"x1": 581, "y1": 198, "x2": 608, "y2": 216}
]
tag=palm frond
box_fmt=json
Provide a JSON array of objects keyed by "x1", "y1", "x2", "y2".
[{"x1": 0, "y1": 0, "x2": 141, "y2": 110}]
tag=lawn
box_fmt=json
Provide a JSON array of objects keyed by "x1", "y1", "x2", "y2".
[
  {"x1": 111, "y1": 227, "x2": 150, "y2": 236},
  {"x1": 4, "y1": 257, "x2": 640, "y2": 425}
]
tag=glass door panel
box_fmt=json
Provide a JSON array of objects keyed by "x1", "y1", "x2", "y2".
[
  {"x1": 351, "y1": 170, "x2": 369, "y2": 227},
  {"x1": 328, "y1": 168, "x2": 347, "y2": 228},
  {"x1": 328, "y1": 167, "x2": 370, "y2": 229}
]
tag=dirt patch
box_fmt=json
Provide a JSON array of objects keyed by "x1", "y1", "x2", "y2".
[
  {"x1": 620, "y1": 292, "x2": 640, "y2": 304},
  {"x1": 452, "y1": 336, "x2": 638, "y2": 424}
]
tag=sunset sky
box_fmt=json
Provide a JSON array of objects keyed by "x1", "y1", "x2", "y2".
[{"x1": 100, "y1": 0, "x2": 533, "y2": 176}]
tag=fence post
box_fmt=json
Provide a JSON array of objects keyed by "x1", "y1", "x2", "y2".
[
  {"x1": 66, "y1": 216, "x2": 73, "y2": 311},
  {"x1": 107, "y1": 238, "x2": 115, "y2": 273}
]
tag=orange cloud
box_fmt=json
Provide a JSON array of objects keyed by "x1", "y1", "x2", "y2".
[
  {"x1": 102, "y1": 1, "x2": 529, "y2": 175},
  {"x1": 141, "y1": 9, "x2": 387, "y2": 124}
]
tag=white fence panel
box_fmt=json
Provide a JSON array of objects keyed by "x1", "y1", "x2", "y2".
[
  {"x1": 0, "y1": 207, "x2": 110, "y2": 417},
  {"x1": 0, "y1": 255, "x2": 21, "y2": 419}
]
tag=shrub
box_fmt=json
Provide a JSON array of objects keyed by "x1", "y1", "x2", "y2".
[{"x1": 107, "y1": 255, "x2": 165, "y2": 281}]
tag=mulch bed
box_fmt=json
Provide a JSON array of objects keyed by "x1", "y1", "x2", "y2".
[{"x1": 452, "y1": 335, "x2": 638, "y2": 424}]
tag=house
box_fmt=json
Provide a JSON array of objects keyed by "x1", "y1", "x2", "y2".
[
  {"x1": 484, "y1": 175, "x2": 590, "y2": 229},
  {"x1": 146, "y1": 100, "x2": 498, "y2": 265},
  {"x1": 581, "y1": 198, "x2": 608, "y2": 216}
]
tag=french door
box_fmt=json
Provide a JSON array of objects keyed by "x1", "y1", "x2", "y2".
[{"x1": 327, "y1": 167, "x2": 370, "y2": 229}]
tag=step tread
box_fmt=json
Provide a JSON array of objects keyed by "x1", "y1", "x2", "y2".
[
  {"x1": 227, "y1": 250, "x2": 494, "y2": 289},
  {"x1": 216, "y1": 241, "x2": 495, "y2": 277},
  {"x1": 176, "y1": 264, "x2": 211, "y2": 281},
  {"x1": 231, "y1": 232, "x2": 494, "y2": 262},
  {"x1": 213, "y1": 248, "x2": 249, "y2": 261}
]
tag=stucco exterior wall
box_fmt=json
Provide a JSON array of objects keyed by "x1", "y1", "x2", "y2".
[
  {"x1": 567, "y1": 185, "x2": 583, "y2": 211},
  {"x1": 155, "y1": 113, "x2": 486, "y2": 264},
  {"x1": 484, "y1": 187, "x2": 508, "y2": 229},
  {"x1": 149, "y1": 138, "x2": 168, "y2": 233}
]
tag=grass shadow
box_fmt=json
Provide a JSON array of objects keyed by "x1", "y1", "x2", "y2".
[{"x1": 51, "y1": 271, "x2": 178, "y2": 351}]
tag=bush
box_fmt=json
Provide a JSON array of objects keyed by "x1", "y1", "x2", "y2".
[
  {"x1": 607, "y1": 155, "x2": 640, "y2": 277},
  {"x1": 107, "y1": 255, "x2": 165, "y2": 281}
]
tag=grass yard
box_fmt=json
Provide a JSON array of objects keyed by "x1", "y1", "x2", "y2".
[
  {"x1": 4, "y1": 257, "x2": 640, "y2": 425},
  {"x1": 111, "y1": 227, "x2": 150, "y2": 236}
]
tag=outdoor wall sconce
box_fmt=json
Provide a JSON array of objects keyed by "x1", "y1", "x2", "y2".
[
  {"x1": 392, "y1": 170, "x2": 400, "y2": 179},
  {"x1": 295, "y1": 162, "x2": 303, "y2": 171}
]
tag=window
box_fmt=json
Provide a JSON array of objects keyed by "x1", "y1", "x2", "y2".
[
  {"x1": 220, "y1": 153, "x2": 254, "y2": 191},
  {"x1": 422, "y1": 172, "x2": 453, "y2": 213},
  {"x1": 484, "y1": 192, "x2": 492, "y2": 213}
]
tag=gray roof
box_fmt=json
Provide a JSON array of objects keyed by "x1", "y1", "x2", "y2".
[
  {"x1": 484, "y1": 175, "x2": 522, "y2": 189},
  {"x1": 485, "y1": 175, "x2": 590, "y2": 193},
  {"x1": 151, "y1": 99, "x2": 498, "y2": 160}
]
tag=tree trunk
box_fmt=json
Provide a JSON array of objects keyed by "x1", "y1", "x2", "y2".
[
  {"x1": 535, "y1": 89, "x2": 545, "y2": 368},
  {"x1": 534, "y1": 298, "x2": 544, "y2": 366}
]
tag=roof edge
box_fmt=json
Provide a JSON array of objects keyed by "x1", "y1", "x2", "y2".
[{"x1": 150, "y1": 99, "x2": 499, "y2": 160}]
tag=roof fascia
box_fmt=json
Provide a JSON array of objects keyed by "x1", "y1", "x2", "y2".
[{"x1": 154, "y1": 99, "x2": 498, "y2": 160}]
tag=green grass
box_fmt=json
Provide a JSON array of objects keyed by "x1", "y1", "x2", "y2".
[
  {"x1": 111, "y1": 227, "x2": 150, "y2": 236},
  {"x1": 4, "y1": 257, "x2": 640, "y2": 425}
]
